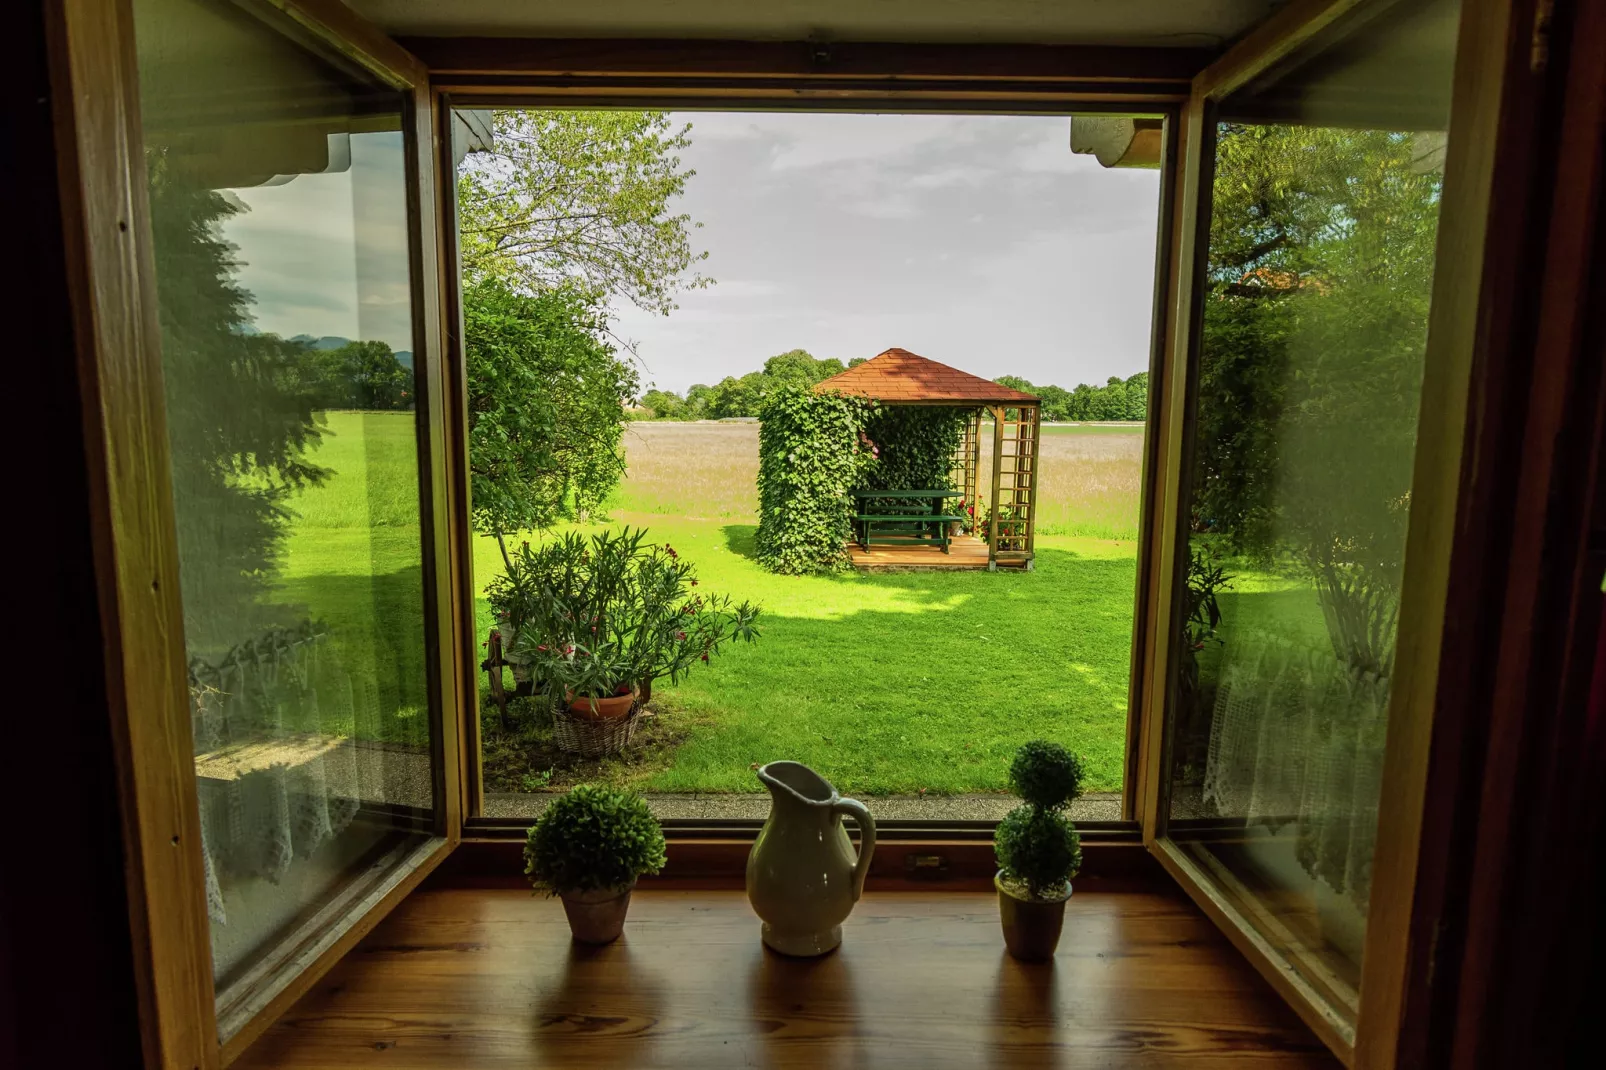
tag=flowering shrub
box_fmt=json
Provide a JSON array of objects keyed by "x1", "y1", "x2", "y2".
[{"x1": 494, "y1": 527, "x2": 760, "y2": 702}]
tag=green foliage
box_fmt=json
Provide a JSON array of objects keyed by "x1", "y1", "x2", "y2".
[
  {"x1": 639, "y1": 350, "x2": 847, "y2": 420},
  {"x1": 305, "y1": 340, "x2": 412, "y2": 411},
  {"x1": 464, "y1": 277, "x2": 638, "y2": 542},
  {"x1": 524, "y1": 784, "x2": 667, "y2": 894},
  {"x1": 1008, "y1": 740, "x2": 1084, "y2": 810},
  {"x1": 993, "y1": 372, "x2": 1147, "y2": 421},
  {"x1": 996, "y1": 739, "x2": 1086, "y2": 896},
  {"x1": 1192, "y1": 124, "x2": 1441, "y2": 573},
  {"x1": 995, "y1": 807, "x2": 1082, "y2": 898},
  {"x1": 494, "y1": 527, "x2": 759, "y2": 699},
  {"x1": 457, "y1": 110, "x2": 710, "y2": 313},
  {"x1": 639, "y1": 388, "x2": 689, "y2": 420},
  {"x1": 856, "y1": 406, "x2": 970, "y2": 499},
  {"x1": 754, "y1": 386, "x2": 878, "y2": 574}
]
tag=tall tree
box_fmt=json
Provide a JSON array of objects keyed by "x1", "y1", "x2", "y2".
[
  {"x1": 463, "y1": 278, "x2": 638, "y2": 563},
  {"x1": 308, "y1": 340, "x2": 412, "y2": 410},
  {"x1": 457, "y1": 110, "x2": 711, "y2": 314}
]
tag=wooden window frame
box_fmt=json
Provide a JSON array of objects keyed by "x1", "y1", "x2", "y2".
[
  {"x1": 54, "y1": 0, "x2": 1559, "y2": 1064},
  {"x1": 419, "y1": 44, "x2": 1201, "y2": 848},
  {"x1": 49, "y1": 0, "x2": 467, "y2": 1066},
  {"x1": 1134, "y1": 0, "x2": 1552, "y2": 1066}
]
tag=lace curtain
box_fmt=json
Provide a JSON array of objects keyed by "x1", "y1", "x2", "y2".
[
  {"x1": 189, "y1": 625, "x2": 389, "y2": 926},
  {"x1": 1202, "y1": 631, "x2": 1389, "y2": 909}
]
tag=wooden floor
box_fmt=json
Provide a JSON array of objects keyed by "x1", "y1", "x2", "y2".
[
  {"x1": 237, "y1": 886, "x2": 1338, "y2": 1069},
  {"x1": 849, "y1": 534, "x2": 996, "y2": 569}
]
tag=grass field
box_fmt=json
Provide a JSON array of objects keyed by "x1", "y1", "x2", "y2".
[
  {"x1": 612, "y1": 420, "x2": 1146, "y2": 540},
  {"x1": 273, "y1": 413, "x2": 1151, "y2": 795},
  {"x1": 476, "y1": 419, "x2": 1150, "y2": 795}
]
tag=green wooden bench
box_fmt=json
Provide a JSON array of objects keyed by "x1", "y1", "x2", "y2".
[{"x1": 850, "y1": 489, "x2": 965, "y2": 553}]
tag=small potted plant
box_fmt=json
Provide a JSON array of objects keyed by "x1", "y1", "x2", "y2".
[
  {"x1": 524, "y1": 784, "x2": 667, "y2": 944},
  {"x1": 994, "y1": 740, "x2": 1084, "y2": 961}
]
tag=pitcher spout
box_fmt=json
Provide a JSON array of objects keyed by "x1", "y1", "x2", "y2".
[{"x1": 756, "y1": 761, "x2": 838, "y2": 807}]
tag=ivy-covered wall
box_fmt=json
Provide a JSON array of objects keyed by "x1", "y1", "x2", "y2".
[
  {"x1": 755, "y1": 387, "x2": 878, "y2": 574},
  {"x1": 857, "y1": 406, "x2": 973, "y2": 497}
]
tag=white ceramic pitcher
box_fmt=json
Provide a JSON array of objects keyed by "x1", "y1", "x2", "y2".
[{"x1": 746, "y1": 761, "x2": 877, "y2": 956}]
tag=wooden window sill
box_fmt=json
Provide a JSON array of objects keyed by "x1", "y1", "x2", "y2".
[{"x1": 234, "y1": 884, "x2": 1337, "y2": 1068}]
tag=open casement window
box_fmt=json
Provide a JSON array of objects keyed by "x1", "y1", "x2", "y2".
[
  {"x1": 1138, "y1": 0, "x2": 1509, "y2": 1063},
  {"x1": 59, "y1": 0, "x2": 464, "y2": 1065},
  {"x1": 437, "y1": 99, "x2": 1179, "y2": 836}
]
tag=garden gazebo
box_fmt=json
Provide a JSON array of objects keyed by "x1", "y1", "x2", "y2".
[{"x1": 815, "y1": 348, "x2": 1042, "y2": 570}]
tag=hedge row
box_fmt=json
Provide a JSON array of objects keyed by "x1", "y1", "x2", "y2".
[
  {"x1": 755, "y1": 389, "x2": 972, "y2": 574},
  {"x1": 754, "y1": 387, "x2": 877, "y2": 574}
]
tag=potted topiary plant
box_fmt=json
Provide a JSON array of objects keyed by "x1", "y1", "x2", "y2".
[
  {"x1": 994, "y1": 740, "x2": 1084, "y2": 961},
  {"x1": 524, "y1": 784, "x2": 667, "y2": 944}
]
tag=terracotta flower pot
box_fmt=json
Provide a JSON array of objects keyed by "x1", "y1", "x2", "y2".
[
  {"x1": 996, "y1": 870, "x2": 1071, "y2": 961},
  {"x1": 566, "y1": 686, "x2": 634, "y2": 721},
  {"x1": 558, "y1": 881, "x2": 636, "y2": 944}
]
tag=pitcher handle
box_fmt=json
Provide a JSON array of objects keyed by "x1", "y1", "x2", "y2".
[{"x1": 833, "y1": 796, "x2": 877, "y2": 902}]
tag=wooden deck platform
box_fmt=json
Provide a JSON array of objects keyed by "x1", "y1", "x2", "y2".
[{"x1": 849, "y1": 534, "x2": 1024, "y2": 570}]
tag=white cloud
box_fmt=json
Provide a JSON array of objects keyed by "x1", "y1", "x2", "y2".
[{"x1": 615, "y1": 112, "x2": 1163, "y2": 393}]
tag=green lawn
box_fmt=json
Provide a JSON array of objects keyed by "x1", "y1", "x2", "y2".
[
  {"x1": 276, "y1": 412, "x2": 1148, "y2": 795},
  {"x1": 472, "y1": 517, "x2": 1137, "y2": 794}
]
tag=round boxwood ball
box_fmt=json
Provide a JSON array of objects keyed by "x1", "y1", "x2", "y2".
[
  {"x1": 995, "y1": 805, "x2": 1082, "y2": 898},
  {"x1": 1008, "y1": 740, "x2": 1083, "y2": 810},
  {"x1": 524, "y1": 783, "x2": 666, "y2": 895}
]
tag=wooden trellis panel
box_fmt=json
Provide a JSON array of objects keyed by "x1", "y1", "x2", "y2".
[
  {"x1": 990, "y1": 403, "x2": 1040, "y2": 567},
  {"x1": 951, "y1": 409, "x2": 982, "y2": 522}
]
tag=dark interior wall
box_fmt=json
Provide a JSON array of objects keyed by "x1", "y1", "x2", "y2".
[{"x1": 0, "y1": 3, "x2": 145, "y2": 1067}]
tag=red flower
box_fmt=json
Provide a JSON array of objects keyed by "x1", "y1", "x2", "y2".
[
  {"x1": 676, "y1": 630, "x2": 687, "y2": 641},
  {"x1": 690, "y1": 579, "x2": 698, "y2": 587},
  {"x1": 700, "y1": 652, "x2": 710, "y2": 662}
]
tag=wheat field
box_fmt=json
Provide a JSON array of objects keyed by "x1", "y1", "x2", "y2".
[{"x1": 610, "y1": 420, "x2": 1145, "y2": 539}]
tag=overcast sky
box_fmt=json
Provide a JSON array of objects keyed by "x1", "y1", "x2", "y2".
[
  {"x1": 220, "y1": 114, "x2": 1163, "y2": 391},
  {"x1": 222, "y1": 130, "x2": 416, "y2": 353},
  {"x1": 616, "y1": 112, "x2": 1162, "y2": 395}
]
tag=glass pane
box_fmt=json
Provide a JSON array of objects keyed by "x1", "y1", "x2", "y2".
[
  {"x1": 1166, "y1": 0, "x2": 1461, "y2": 1021},
  {"x1": 132, "y1": 0, "x2": 434, "y2": 1000},
  {"x1": 450, "y1": 109, "x2": 1163, "y2": 823}
]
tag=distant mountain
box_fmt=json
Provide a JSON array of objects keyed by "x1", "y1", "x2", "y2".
[
  {"x1": 290, "y1": 334, "x2": 355, "y2": 351},
  {"x1": 394, "y1": 351, "x2": 413, "y2": 369}
]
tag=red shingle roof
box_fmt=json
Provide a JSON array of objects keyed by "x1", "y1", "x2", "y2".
[{"x1": 813, "y1": 348, "x2": 1039, "y2": 405}]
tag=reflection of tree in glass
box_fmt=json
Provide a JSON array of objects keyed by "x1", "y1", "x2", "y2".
[
  {"x1": 306, "y1": 341, "x2": 413, "y2": 411},
  {"x1": 1195, "y1": 124, "x2": 1442, "y2": 675},
  {"x1": 146, "y1": 152, "x2": 328, "y2": 653}
]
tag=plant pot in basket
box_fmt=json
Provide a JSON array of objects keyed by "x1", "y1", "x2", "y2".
[{"x1": 566, "y1": 685, "x2": 634, "y2": 721}]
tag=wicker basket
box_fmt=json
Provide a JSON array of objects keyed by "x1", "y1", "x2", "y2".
[{"x1": 552, "y1": 702, "x2": 641, "y2": 757}]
